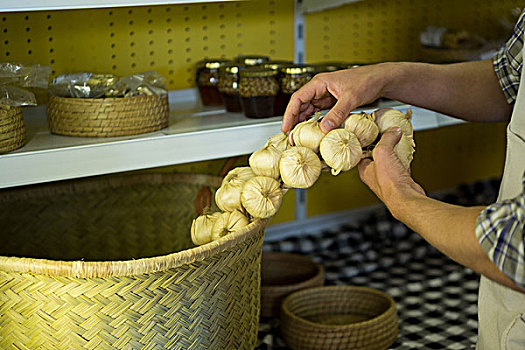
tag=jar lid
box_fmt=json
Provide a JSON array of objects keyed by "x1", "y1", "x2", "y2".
[
  {"x1": 239, "y1": 66, "x2": 278, "y2": 78},
  {"x1": 219, "y1": 62, "x2": 245, "y2": 74},
  {"x1": 259, "y1": 60, "x2": 294, "y2": 71},
  {"x1": 196, "y1": 59, "x2": 231, "y2": 69},
  {"x1": 312, "y1": 62, "x2": 346, "y2": 73},
  {"x1": 280, "y1": 64, "x2": 316, "y2": 75},
  {"x1": 234, "y1": 55, "x2": 270, "y2": 66}
]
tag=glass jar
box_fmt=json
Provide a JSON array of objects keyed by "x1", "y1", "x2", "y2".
[
  {"x1": 234, "y1": 55, "x2": 270, "y2": 67},
  {"x1": 217, "y1": 63, "x2": 244, "y2": 113},
  {"x1": 238, "y1": 67, "x2": 279, "y2": 119},
  {"x1": 259, "y1": 60, "x2": 293, "y2": 116},
  {"x1": 196, "y1": 59, "x2": 230, "y2": 106},
  {"x1": 279, "y1": 64, "x2": 315, "y2": 107}
]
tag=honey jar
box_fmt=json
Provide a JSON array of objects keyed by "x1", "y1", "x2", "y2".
[
  {"x1": 217, "y1": 63, "x2": 244, "y2": 113},
  {"x1": 238, "y1": 67, "x2": 279, "y2": 118},
  {"x1": 196, "y1": 59, "x2": 230, "y2": 106}
]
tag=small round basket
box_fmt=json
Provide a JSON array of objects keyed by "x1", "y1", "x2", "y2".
[
  {"x1": 261, "y1": 252, "x2": 324, "y2": 318},
  {"x1": 0, "y1": 173, "x2": 266, "y2": 349},
  {"x1": 47, "y1": 94, "x2": 169, "y2": 137},
  {"x1": 0, "y1": 105, "x2": 25, "y2": 154},
  {"x1": 281, "y1": 286, "x2": 398, "y2": 350}
]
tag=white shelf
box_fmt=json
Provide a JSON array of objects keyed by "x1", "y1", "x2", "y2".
[
  {"x1": 0, "y1": 89, "x2": 462, "y2": 189},
  {"x1": 0, "y1": 0, "x2": 236, "y2": 12}
]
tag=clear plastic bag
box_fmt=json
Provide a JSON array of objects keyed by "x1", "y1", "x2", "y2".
[
  {"x1": 51, "y1": 71, "x2": 167, "y2": 98},
  {"x1": 0, "y1": 63, "x2": 50, "y2": 106}
]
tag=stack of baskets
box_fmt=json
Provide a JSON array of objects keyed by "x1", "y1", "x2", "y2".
[
  {"x1": 0, "y1": 173, "x2": 267, "y2": 349},
  {"x1": 0, "y1": 105, "x2": 25, "y2": 154}
]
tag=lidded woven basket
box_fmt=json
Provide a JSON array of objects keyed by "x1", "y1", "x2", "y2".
[
  {"x1": 0, "y1": 173, "x2": 267, "y2": 349},
  {"x1": 47, "y1": 94, "x2": 169, "y2": 137},
  {"x1": 0, "y1": 105, "x2": 25, "y2": 153}
]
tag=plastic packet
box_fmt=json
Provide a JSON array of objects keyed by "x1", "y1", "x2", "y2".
[
  {"x1": 52, "y1": 71, "x2": 167, "y2": 98},
  {"x1": 51, "y1": 73, "x2": 118, "y2": 98},
  {"x1": 110, "y1": 71, "x2": 167, "y2": 98},
  {"x1": 0, "y1": 63, "x2": 50, "y2": 106}
]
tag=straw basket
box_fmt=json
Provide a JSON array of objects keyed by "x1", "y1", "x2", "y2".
[
  {"x1": 47, "y1": 94, "x2": 169, "y2": 137},
  {"x1": 261, "y1": 252, "x2": 324, "y2": 318},
  {"x1": 281, "y1": 286, "x2": 398, "y2": 350},
  {"x1": 0, "y1": 173, "x2": 268, "y2": 349},
  {"x1": 0, "y1": 105, "x2": 25, "y2": 153}
]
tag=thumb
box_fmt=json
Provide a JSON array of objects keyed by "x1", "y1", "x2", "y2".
[
  {"x1": 320, "y1": 95, "x2": 356, "y2": 133},
  {"x1": 375, "y1": 127, "x2": 402, "y2": 151}
]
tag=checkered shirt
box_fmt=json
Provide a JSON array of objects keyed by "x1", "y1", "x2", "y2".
[
  {"x1": 492, "y1": 10, "x2": 525, "y2": 104},
  {"x1": 475, "y1": 175, "x2": 525, "y2": 289},
  {"x1": 477, "y1": 10, "x2": 525, "y2": 289}
]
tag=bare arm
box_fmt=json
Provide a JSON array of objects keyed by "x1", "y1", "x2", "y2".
[
  {"x1": 384, "y1": 60, "x2": 512, "y2": 123},
  {"x1": 282, "y1": 60, "x2": 513, "y2": 133},
  {"x1": 359, "y1": 129, "x2": 525, "y2": 294}
]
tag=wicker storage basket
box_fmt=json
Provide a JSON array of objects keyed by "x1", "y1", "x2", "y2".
[
  {"x1": 0, "y1": 173, "x2": 267, "y2": 349},
  {"x1": 0, "y1": 105, "x2": 25, "y2": 153},
  {"x1": 261, "y1": 252, "x2": 324, "y2": 318},
  {"x1": 47, "y1": 94, "x2": 169, "y2": 137},
  {"x1": 281, "y1": 286, "x2": 398, "y2": 350}
]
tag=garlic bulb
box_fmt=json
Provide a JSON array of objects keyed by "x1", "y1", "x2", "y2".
[
  {"x1": 249, "y1": 145, "x2": 281, "y2": 180},
  {"x1": 279, "y1": 146, "x2": 322, "y2": 189},
  {"x1": 265, "y1": 132, "x2": 290, "y2": 152},
  {"x1": 291, "y1": 114, "x2": 325, "y2": 153},
  {"x1": 373, "y1": 108, "x2": 413, "y2": 136},
  {"x1": 320, "y1": 129, "x2": 362, "y2": 175},
  {"x1": 222, "y1": 166, "x2": 255, "y2": 186},
  {"x1": 343, "y1": 112, "x2": 379, "y2": 147},
  {"x1": 211, "y1": 210, "x2": 250, "y2": 241},
  {"x1": 215, "y1": 167, "x2": 255, "y2": 212},
  {"x1": 191, "y1": 212, "x2": 221, "y2": 246},
  {"x1": 241, "y1": 176, "x2": 283, "y2": 219},
  {"x1": 394, "y1": 134, "x2": 416, "y2": 170}
]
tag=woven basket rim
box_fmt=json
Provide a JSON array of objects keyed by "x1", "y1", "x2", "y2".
[
  {"x1": 281, "y1": 285, "x2": 397, "y2": 330},
  {"x1": 261, "y1": 252, "x2": 324, "y2": 292},
  {"x1": 0, "y1": 173, "x2": 269, "y2": 278},
  {"x1": 49, "y1": 94, "x2": 167, "y2": 102}
]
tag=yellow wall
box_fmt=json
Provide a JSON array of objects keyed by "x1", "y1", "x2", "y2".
[
  {"x1": 0, "y1": 0, "x2": 295, "y2": 89},
  {"x1": 304, "y1": 0, "x2": 523, "y2": 63},
  {"x1": 1, "y1": 0, "x2": 520, "y2": 224}
]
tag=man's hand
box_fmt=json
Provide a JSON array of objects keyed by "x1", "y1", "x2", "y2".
[
  {"x1": 358, "y1": 127, "x2": 425, "y2": 212},
  {"x1": 281, "y1": 64, "x2": 394, "y2": 134}
]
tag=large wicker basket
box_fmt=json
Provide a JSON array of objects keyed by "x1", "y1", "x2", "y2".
[
  {"x1": 47, "y1": 94, "x2": 169, "y2": 137},
  {"x1": 0, "y1": 105, "x2": 25, "y2": 153},
  {"x1": 0, "y1": 173, "x2": 268, "y2": 349}
]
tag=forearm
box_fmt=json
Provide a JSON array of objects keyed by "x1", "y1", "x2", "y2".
[
  {"x1": 387, "y1": 190, "x2": 525, "y2": 293},
  {"x1": 378, "y1": 60, "x2": 512, "y2": 122}
]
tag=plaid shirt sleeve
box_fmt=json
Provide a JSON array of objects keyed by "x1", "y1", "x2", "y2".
[
  {"x1": 475, "y1": 173, "x2": 525, "y2": 289},
  {"x1": 492, "y1": 10, "x2": 525, "y2": 105}
]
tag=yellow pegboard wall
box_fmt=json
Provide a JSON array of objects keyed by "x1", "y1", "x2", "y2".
[
  {"x1": 0, "y1": 0, "x2": 295, "y2": 90},
  {"x1": 305, "y1": 0, "x2": 525, "y2": 63}
]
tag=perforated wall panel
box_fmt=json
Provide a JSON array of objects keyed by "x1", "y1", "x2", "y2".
[
  {"x1": 0, "y1": 0, "x2": 295, "y2": 89},
  {"x1": 304, "y1": 0, "x2": 525, "y2": 63}
]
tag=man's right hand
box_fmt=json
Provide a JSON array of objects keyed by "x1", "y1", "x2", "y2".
[{"x1": 281, "y1": 63, "x2": 395, "y2": 134}]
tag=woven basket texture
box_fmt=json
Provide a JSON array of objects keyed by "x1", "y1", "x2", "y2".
[
  {"x1": 47, "y1": 94, "x2": 169, "y2": 137},
  {"x1": 281, "y1": 286, "x2": 398, "y2": 350},
  {"x1": 0, "y1": 173, "x2": 267, "y2": 349},
  {"x1": 261, "y1": 252, "x2": 324, "y2": 318},
  {"x1": 0, "y1": 105, "x2": 25, "y2": 154}
]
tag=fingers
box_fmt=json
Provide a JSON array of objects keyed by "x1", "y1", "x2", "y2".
[
  {"x1": 319, "y1": 94, "x2": 357, "y2": 133},
  {"x1": 372, "y1": 127, "x2": 402, "y2": 158},
  {"x1": 282, "y1": 79, "x2": 331, "y2": 132}
]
